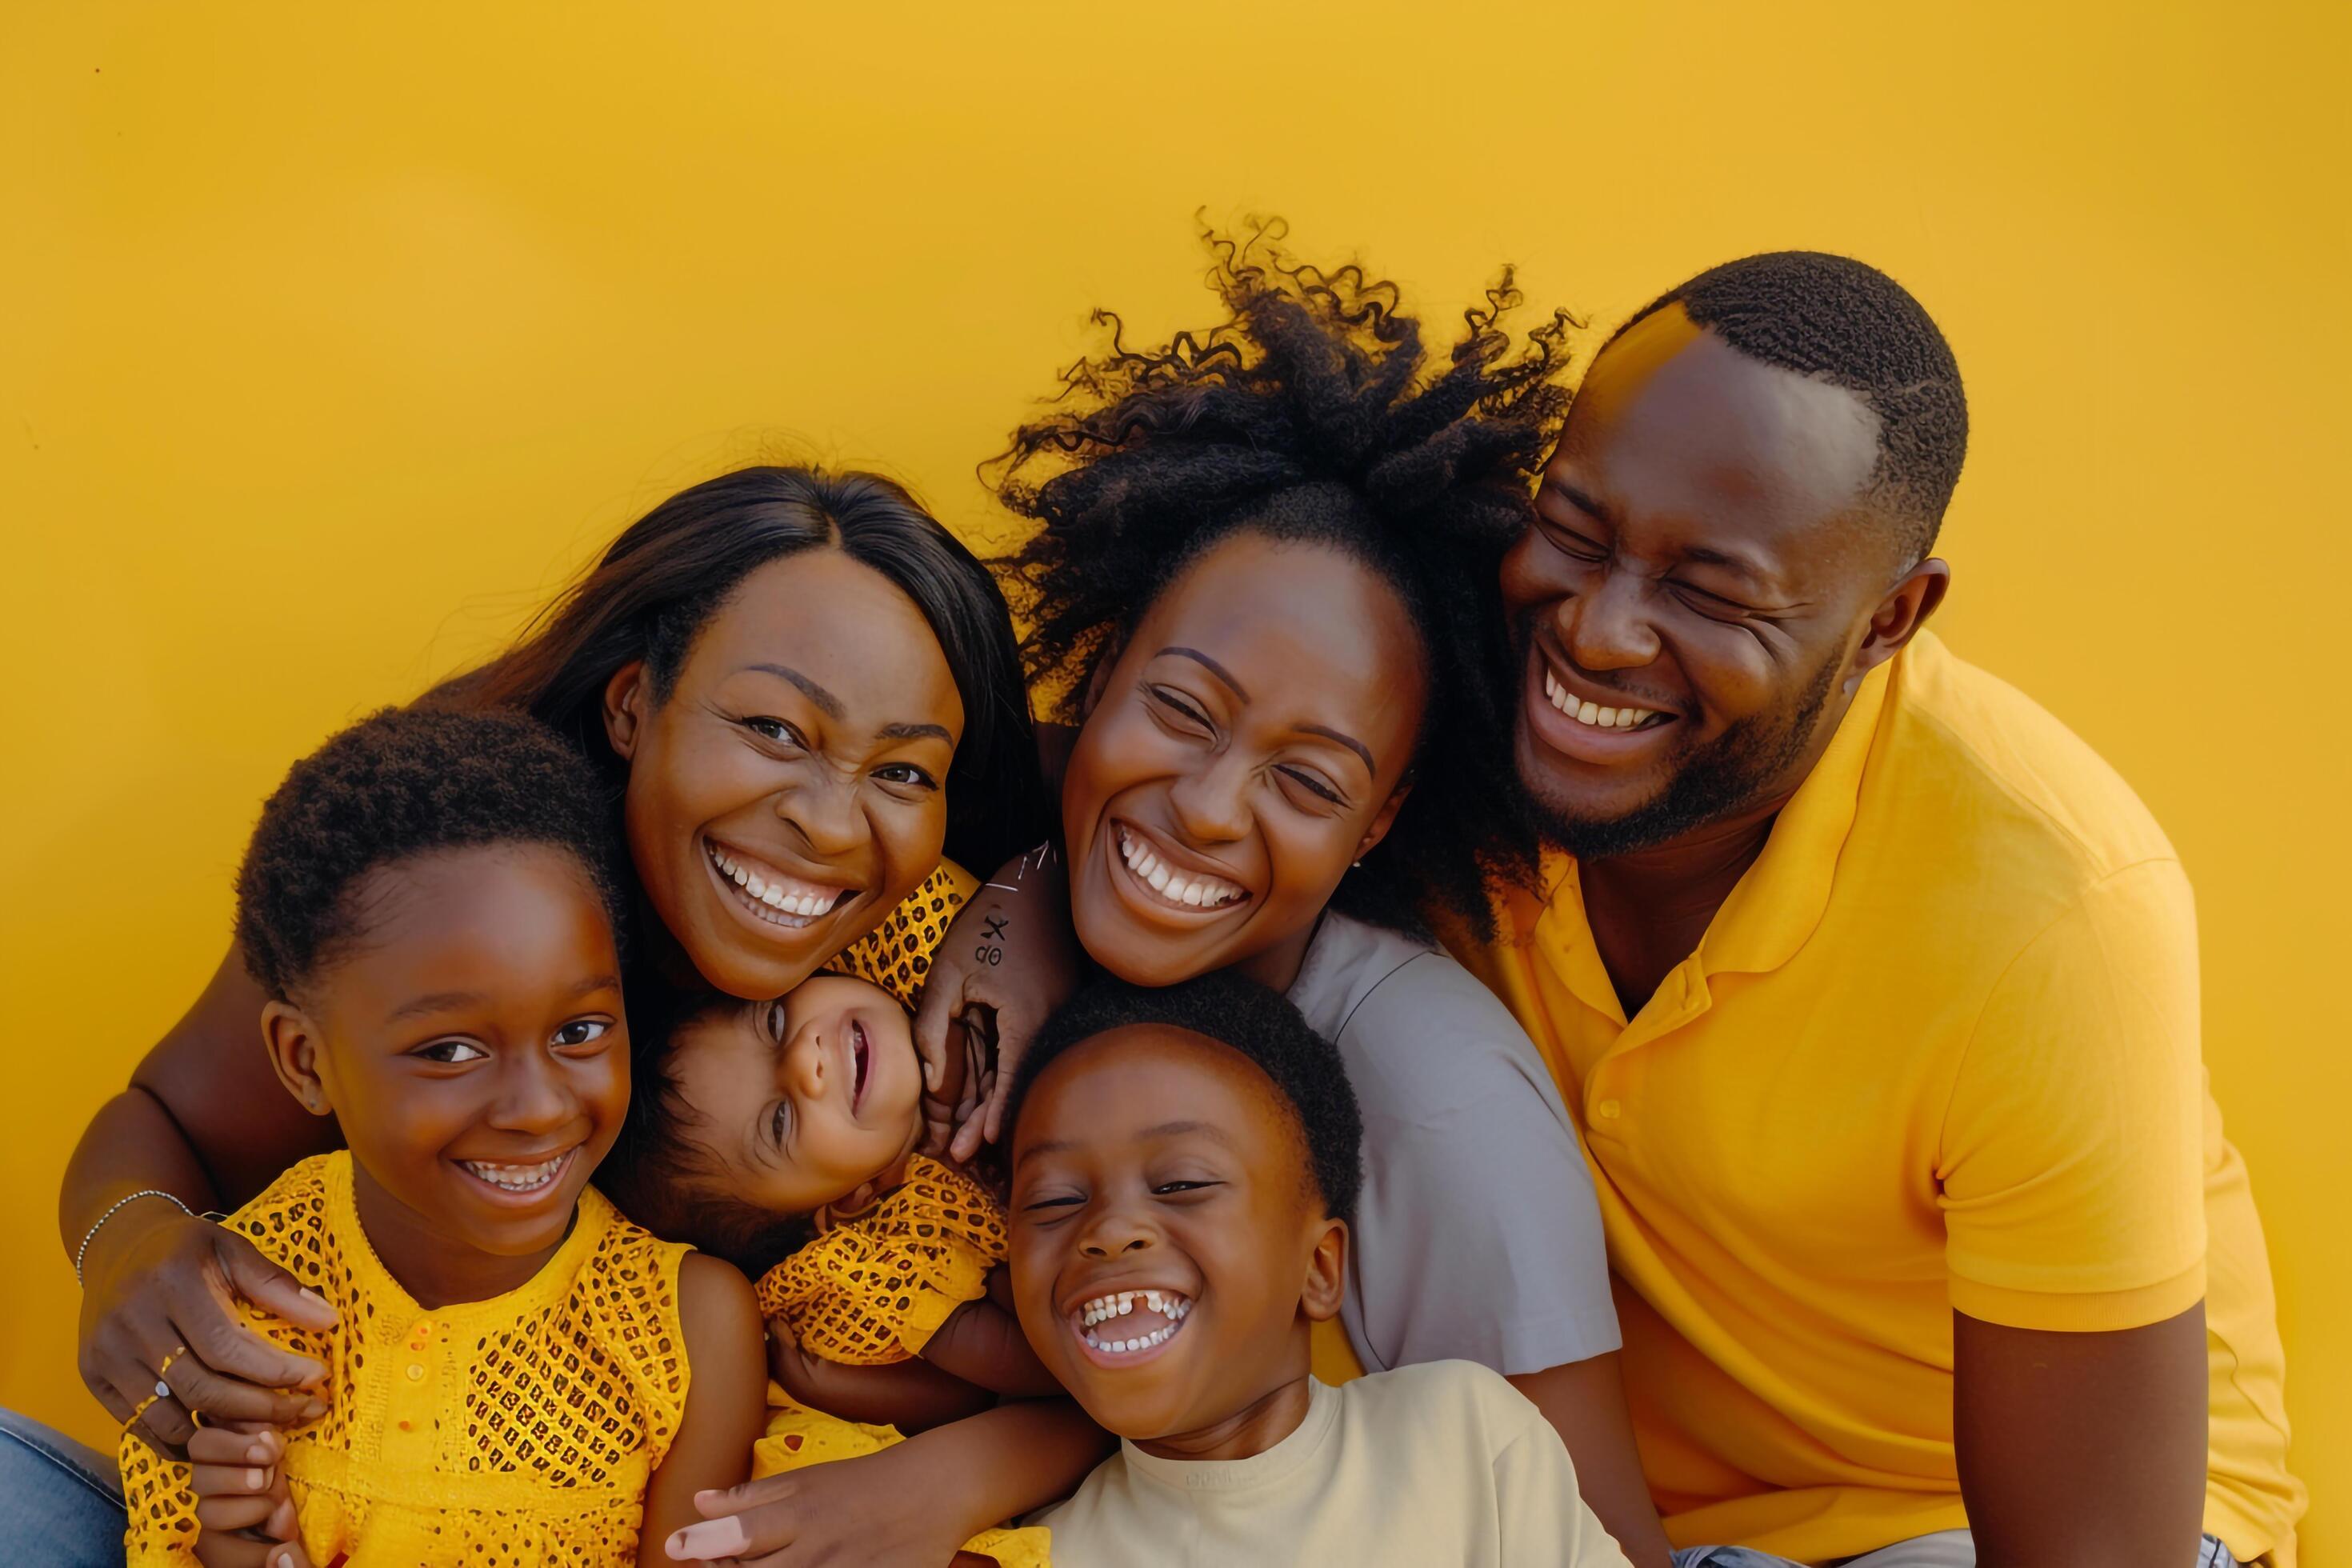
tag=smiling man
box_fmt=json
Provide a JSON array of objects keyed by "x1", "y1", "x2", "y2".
[{"x1": 1452, "y1": 253, "x2": 2303, "y2": 1566}]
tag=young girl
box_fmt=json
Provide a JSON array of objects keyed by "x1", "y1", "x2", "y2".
[
  {"x1": 602, "y1": 971, "x2": 1055, "y2": 1567},
  {"x1": 119, "y1": 706, "x2": 765, "y2": 1567}
]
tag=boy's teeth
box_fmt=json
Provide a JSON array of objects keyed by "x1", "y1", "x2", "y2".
[
  {"x1": 1115, "y1": 828, "x2": 1246, "y2": 909},
  {"x1": 1076, "y1": 1290, "x2": 1194, "y2": 1330},
  {"x1": 1542, "y1": 670, "x2": 1663, "y2": 730},
  {"x1": 1084, "y1": 1325, "x2": 1180, "y2": 1354}
]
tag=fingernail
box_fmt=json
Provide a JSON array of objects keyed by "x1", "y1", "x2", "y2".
[
  {"x1": 247, "y1": 1442, "x2": 270, "y2": 1462},
  {"x1": 301, "y1": 1398, "x2": 326, "y2": 1420},
  {"x1": 246, "y1": 1466, "x2": 264, "y2": 1486},
  {"x1": 670, "y1": 1518, "x2": 748, "y2": 1558}
]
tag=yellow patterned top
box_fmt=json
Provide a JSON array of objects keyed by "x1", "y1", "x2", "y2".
[
  {"x1": 822, "y1": 859, "x2": 976, "y2": 1010},
  {"x1": 754, "y1": 1155, "x2": 1006, "y2": 1364},
  {"x1": 121, "y1": 1152, "x2": 692, "y2": 1567}
]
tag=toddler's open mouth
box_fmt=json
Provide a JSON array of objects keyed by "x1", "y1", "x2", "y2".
[
  {"x1": 849, "y1": 1020, "x2": 871, "y2": 1112},
  {"x1": 1071, "y1": 1288, "x2": 1194, "y2": 1361}
]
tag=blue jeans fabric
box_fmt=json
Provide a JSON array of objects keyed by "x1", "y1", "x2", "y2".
[
  {"x1": 1673, "y1": 1530, "x2": 2242, "y2": 1566},
  {"x1": 0, "y1": 1407, "x2": 124, "y2": 1565}
]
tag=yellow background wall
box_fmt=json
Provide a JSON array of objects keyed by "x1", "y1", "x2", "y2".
[{"x1": 3, "y1": 1, "x2": 2342, "y2": 1552}]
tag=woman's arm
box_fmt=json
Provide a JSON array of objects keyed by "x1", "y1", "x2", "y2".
[
  {"x1": 1508, "y1": 1356, "x2": 1674, "y2": 1568},
  {"x1": 640, "y1": 1254, "x2": 767, "y2": 1566},
  {"x1": 669, "y1": 1398, "x2": 1112, "y2": 1566},
  {"x1": 62, "y1": 947, "x2": 342, "y2": 1446},
  {"x1": 1319, "y1": 944, "x2": 1670, "y2": 1565}
]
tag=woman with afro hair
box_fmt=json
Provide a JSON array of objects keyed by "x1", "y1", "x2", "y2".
[{"x1": 932, "y1": 222, "x2": 1672, "y2": 1565}]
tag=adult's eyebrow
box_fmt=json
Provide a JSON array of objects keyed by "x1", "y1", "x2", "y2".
[
  {"x1": 738, "y1": 663, "x2": 951, "y2": 743},
  {"x1": 738, "y1": 662, "x2": 844, "y2": 721},
  {"x1": 1678, "y1": 542, "x2": 1778, "y2": 588},
  {"x1": 1158, "y1": 647, "x2": 1249, "y2": 702},
  {"x1": 877, "y1": 721, "x2": 954, "y2": 744},
  {"x1": 1295, "y1": 723, "x2": 1374, "y2": 778},
  {"x1": 1549, "y1": 478, "x2": 1609, "y2": 521}
]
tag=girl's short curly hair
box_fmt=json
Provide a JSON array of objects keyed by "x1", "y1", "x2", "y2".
[
  {"x1": 991, "y1": 222, "x2": 1574, "y2": 936},
  {"x1": 234, "y1": 706, "x2": 626, "y2": 1001}
]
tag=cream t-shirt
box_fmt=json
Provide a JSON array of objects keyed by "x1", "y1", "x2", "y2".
[{"x1": 1028, "y1": 1361, "x2": 1631, "y2": 1567}]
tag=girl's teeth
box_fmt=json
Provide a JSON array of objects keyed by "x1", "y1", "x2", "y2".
[{"x1": 462, "y1": 1155, "x2": 564, "y2": 1191}]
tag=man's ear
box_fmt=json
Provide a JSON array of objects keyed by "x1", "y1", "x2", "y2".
[
  {"x1": 1354, "y1": 780, "x2": 1413, "y2": 865},
  {"x1": 1846, "y1": 558, "x2": 1951, "y2": 694},
  {"x1": 602, "y1": 659, "x2": 650, "y2": 761},
  {"x1": 1300, "y1": 1216, "x2": 1347, "y2": 1324},
  {"x1": 261, "y1": 1000, "x2": 335, "y2": 1118}
]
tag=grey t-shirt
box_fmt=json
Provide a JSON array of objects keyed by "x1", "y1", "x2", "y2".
[{"x1": 1286, "y1": 910, "x2": 1620, "y2": 1377}]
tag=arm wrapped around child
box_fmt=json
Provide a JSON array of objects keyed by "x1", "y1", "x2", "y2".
[{"x1": 745, "y1": 1154, "x2": 1059, "y2": 1566}]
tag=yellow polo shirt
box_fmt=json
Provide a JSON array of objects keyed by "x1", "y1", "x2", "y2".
[{"x1": 1450, "y1": 632, "x2": 2302, "y2": 1565}]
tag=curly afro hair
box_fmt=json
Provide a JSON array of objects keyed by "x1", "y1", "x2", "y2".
[
  {"x1": 1618, "y1": 250, "x2": 1966, "y2": 562},
  {"x1": 991, "y1": 222, "x2": 1573, "y2": 938},
  {"x1": 1004, "y1": 973, "x2": 1364, "y2": 1226},
  {"x1": 235, "y1": 706, "x2": 627, "y2": 1001}
]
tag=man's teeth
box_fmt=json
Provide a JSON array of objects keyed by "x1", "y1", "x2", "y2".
[
  {"x1": 1115, "y1": 829, "x2": 1246, "y2": 909},
  {"x1": 459, "y1": 1155, "x2": 566, "y2": 1192},
  {"x1": 1077, "y1": 1289, "x2": 1193, "y2": 1354},
  {"x1": 1543, "y1": 669, "x2": 1664, "y2": 730},
  {"x1": 706, "y1": 843, "x2": 844, "y2": 919}
]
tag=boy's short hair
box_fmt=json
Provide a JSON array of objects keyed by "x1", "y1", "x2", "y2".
[
  {"x1": 1005, "y1": 974, "x2": 1364, "y2": 1226},
  {"x1": 234, "y1": 706, "x2": 626, "y2": 1001},
  {"x1": 599, "y1": 978, "x2": 815, "y2": 1276}
]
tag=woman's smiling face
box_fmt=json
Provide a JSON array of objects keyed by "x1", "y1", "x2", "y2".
[
  {"x1": 1061, "y1": 531, "x2": 1426, "y2": 989},
  {"x1": 608, "y1": 549, "x2": 964, "y2": 1001}
]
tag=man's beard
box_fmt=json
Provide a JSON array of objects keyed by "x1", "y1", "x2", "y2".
[{"x1": 1518, "y1": 638, "x2": 1844, "y2": 862}]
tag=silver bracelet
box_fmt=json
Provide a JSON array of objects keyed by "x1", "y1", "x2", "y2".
[{"x1": 74, "y1": 1190, "x2": 198, "y2": 1286}]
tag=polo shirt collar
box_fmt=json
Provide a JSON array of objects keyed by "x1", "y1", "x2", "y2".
[{"x1": 1699, "y1": 651, "x2": 1894, "y2": 976}]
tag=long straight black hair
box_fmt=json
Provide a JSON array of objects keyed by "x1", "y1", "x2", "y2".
[{"x1": 430, "y1": 466, "x2": 1046, "y2": 878}]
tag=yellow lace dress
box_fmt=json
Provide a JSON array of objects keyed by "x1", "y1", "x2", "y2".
[
  {"x1": 753, "y1": 1154, "x2": 1050, "y2": 1567},
  {"x1": 120, "y1": 1151, "x2": 691, "y2": 1566},
  {"x1": 822, "y1": 859, "x2": 975, "y2": 1008}
]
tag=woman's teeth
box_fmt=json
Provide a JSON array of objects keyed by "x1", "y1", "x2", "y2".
[
  {"x1": 1115, "y1": 827, "x2": 1246, "y2": 910},
  {"x1": 459, "y1": 1154, "x2": 567, "y2": 1193},
  {"x1": 1078, "y1": 1289, "x2": 1193, "y2": 1354},
  {"x1": 1544, "y1": 669, "x2": 1666, "y2": 731},
  {"x1": 707, "y1": 842, "x2": 846, "y2": 925}
]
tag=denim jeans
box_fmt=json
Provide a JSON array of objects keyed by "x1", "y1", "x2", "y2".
[
  {"x1": 1674, "y1": 1528, "x2": 2242, "y2": 1566},
  {"x1": 0, "y1": 1407, "x2": 124, "y2": 1566}
]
